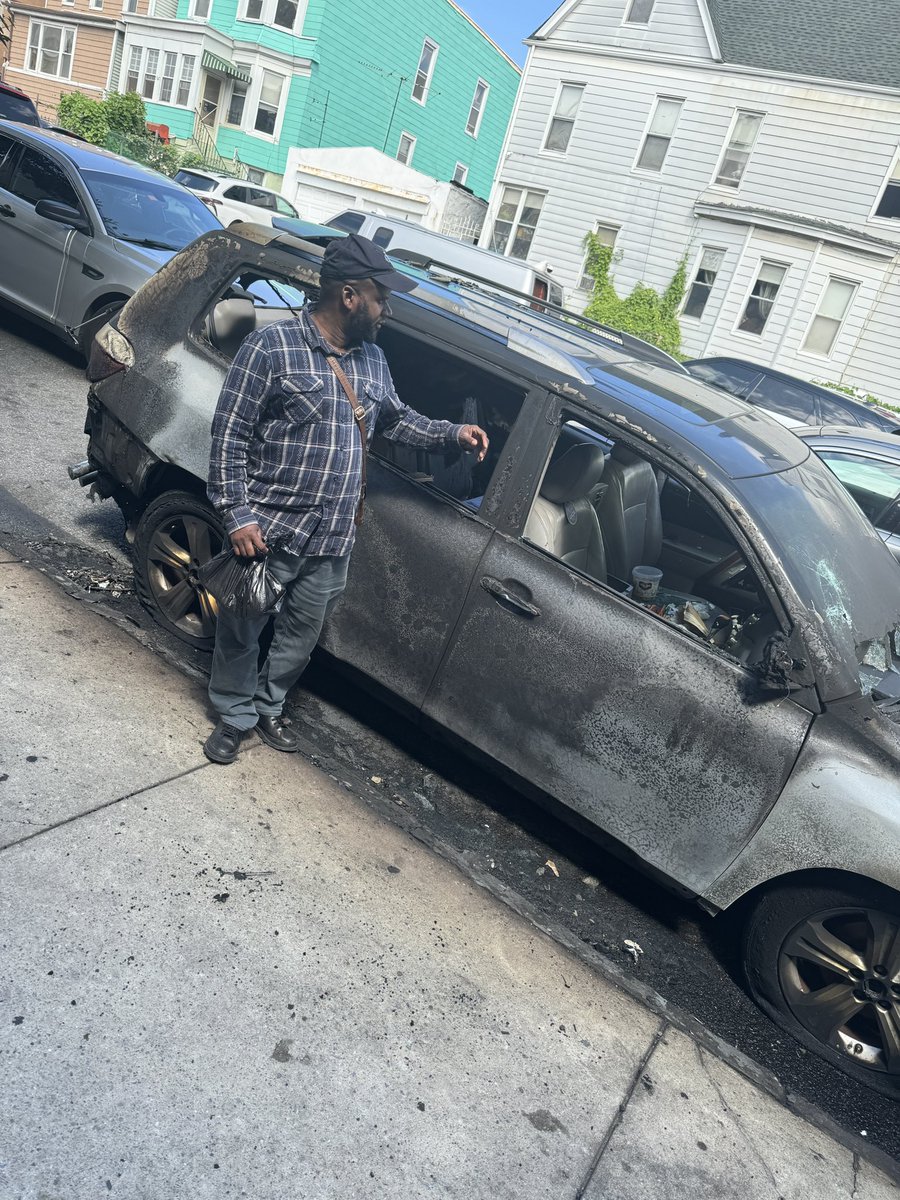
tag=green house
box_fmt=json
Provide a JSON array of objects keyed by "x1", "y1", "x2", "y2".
[{"x1": 119, "y1": 0, "x2": 520, "y2": 198}]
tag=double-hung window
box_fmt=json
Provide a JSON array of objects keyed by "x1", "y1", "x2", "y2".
[
  {"x1": 254, "y1": 71, "x2": 284, "y2": 137},
  {"x1": 452, "y1": 162, "x2": 468, "y2": 185},
  {"x1": 125, "y1": 45, "x2": 141, "y2": 93},
  {"x1": 226, "y1": 65, "x2": 251, "y2": 125},
  {"x1": 412, "y1": 38, "x2": 438, "y2": 104},
  {"x1": 176, "y1": 55, "x2": 196, "y2": 106},
  {"x1": 121, "y1": 0, "x2": 137, "y2": 13},
  {"x1": 683, "y1": 248, "x2": 724, "y2": 319},
  {"x1": 738, "y1": 262, "x2": 787, "y2": 335},
  {"x1": 190, "y1": 0, "x2": 211, "y2": 17},
  {"x1": 466, "y1": 78, "x2": 489, "y2": 138},
  {"x1": 141, "y1": 49, "x2": 159, "y2": 99},
  {"x1": 714, "y1": 111, "x2": 763, "y2": 188},
  {"x1": 158, "y1": 52, "x2": 178, "y2": 103},
  {"x1": 624, "y1": 0, "x2": 655, "y2": 22},
  {"x1": 802, "y1": 278, "x2": 858, "y2": 356},
  {"x1": 635, "y1": 97, "x2": 682, "y2": 172},
  {"x1": 238, "y1": 0, "x2": 301, "y2": 29},
  {"x1": 27, "y1": 22, "x2": 75, "y2": 79},
  {"x1": 874, "y1": 151, "x2": 900, "y2": 220},
  {"x1": 396, "y1": 132, "x2": 416, "y2": 166},
  {"x1": 543, "y1": 83, "x2": 584, "y2": 154},
  {"x1": 577, "y1": 222, "x2": 618, "y2": 291},
  {"x1": 489, "y1": 186, "x2": 545, "y2": 259}
]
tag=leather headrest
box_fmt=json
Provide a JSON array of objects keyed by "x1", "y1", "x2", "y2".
[{"x1": 541, "y1": 443, "x2": 606, "y2": 505}]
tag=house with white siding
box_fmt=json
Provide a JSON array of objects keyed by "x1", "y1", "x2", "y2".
[{"x1": 479, "y1": 0, "x2": 900, "y2": 400}]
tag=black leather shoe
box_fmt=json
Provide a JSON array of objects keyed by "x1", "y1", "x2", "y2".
[
  {"x1": 256, "y1": 713, "x2": 300, "y2": 753},
  {"x1": 203, "y1": 721, "x2": 243, "y2": 764}
]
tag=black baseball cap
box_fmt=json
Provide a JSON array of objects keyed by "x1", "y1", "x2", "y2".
[{"x1": 319, "y1": 232, "x2": 417, "y2": 294}]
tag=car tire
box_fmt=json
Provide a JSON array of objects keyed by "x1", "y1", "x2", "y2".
[
  {"x1": 743, "y1": 878, "x2": 900, "y2": 1098},
  {"x1": 133, "y1": 490, "x2": 223, "y2": 650},
  {"x1": 78, "y1": 300, "x2": 125, "y2": 361}
]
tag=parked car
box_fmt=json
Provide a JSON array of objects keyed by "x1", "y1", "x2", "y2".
[
  {"x1": 326, "y1": 208, "x2": 565, "y2": 309},
  {"x1": 78, "y1": 222, "x2": 900, "y2": 1098},
  {"x1": 173, "y1": 168, "x2": 299, "y2": 227},
  {"x1": 684, "y1": 357, "x2": 900, "y2": 434},
  {"x1": 0, "y1": 80, "x2": 41, "y2": 127},
  {"x1": 799, "y1": 425, "x2": 900, "y2": 563},
  {"x1": 0, "y1": 121, "x2": 221, "y2": 356}
]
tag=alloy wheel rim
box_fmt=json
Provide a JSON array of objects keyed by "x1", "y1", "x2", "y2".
[
  {"x1": 778, "y1": 905, "x2": 900, "y2": 1074},
  {"x1": 146, "y1": 513, "x2": 221, "y2": 639}
]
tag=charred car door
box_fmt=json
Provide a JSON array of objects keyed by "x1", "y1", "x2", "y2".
[
  {"x1": 319, "y1": 324, "x2": 538, "y2": 709},
  {"x1": 422, "y1": 399, "x2": 814, "y2": 896}
]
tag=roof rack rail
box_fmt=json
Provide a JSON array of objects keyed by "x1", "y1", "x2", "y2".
[{"x1": 387, "y1": 250, "x2": 675, "y2": 366}]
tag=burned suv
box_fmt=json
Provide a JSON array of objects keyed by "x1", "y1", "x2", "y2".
[{"x1": 78, "y1": 224, "x2": 900, "y2": 1097}]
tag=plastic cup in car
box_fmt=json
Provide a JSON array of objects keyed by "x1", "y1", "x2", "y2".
[{"x1": 632, "y1": 565, "x2": 663, "y2": 601}]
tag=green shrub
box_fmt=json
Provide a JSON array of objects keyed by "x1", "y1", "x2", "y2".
[
  {"x1": 56, "y1": 92, "x2": 109, "y2": 144},
  {"x1": 581, "y1": 231, "x2": 686, "y2": 358},
  {"x1": 104, "y1": 90, "x2": 148, "y2": 138}
]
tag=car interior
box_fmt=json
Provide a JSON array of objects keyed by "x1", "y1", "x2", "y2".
[{"x1": 524, "y1": 419, "x2": 780, "y2": 665}]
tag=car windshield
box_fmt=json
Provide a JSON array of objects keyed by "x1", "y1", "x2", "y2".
[
  {"x1": 741, "y1": 457, "x2": 900, "y2": 694},
  {"x1": 82, "y1": 170, "x2": 220, "y2": 248},
  {"x1": 0, "y1": 93, "x2": 40, "y2": 125}
]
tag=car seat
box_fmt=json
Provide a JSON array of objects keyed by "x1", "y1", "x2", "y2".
[
  {"x1": 207, "y1": 298, "x2": 257, "y2": 358},
  {"x1": 594, "y1": 446, "x2": 663, "y2": 580},
  {"x1": 524, "y1": 442, "x2": 608, "y2": 582}
]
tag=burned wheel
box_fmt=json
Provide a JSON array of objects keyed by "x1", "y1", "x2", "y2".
[
  {"x1": 133, "y1": 490, "x2": 223, "y2": 650},
  {"x1": 744, "y1": 879, "x2": 900, "y2": 1098}
]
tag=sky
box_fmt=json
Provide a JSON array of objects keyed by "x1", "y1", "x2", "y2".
[{"x1": 458, "y1": 0, "x2": 560, "y2": 65}]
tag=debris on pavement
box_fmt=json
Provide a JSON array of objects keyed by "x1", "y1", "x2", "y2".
[
  {"x1": 623, "y1": 938, "x2": 644, "y2": 965},
  {"x1": 545, "y1": 859, "x2": 560, "y2": 878},
  {"x1": 65, "y1": 566, "x2": 134, "y2": 598}
]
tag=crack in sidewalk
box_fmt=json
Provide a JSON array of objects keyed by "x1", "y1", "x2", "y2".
[
  {"x1": 0, "y1": 760, "x2": 216, "y2": 853},
  {"x1": 573, "y1": 1018, "x2": 668, "y2": 1199}
]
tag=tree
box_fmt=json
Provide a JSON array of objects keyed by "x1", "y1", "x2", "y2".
[{"x1": 581, "y1": 231, "x2": 687, "y2": 358}]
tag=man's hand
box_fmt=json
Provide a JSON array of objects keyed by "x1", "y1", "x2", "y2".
[
  {"x1": 230, "y1": 523, "x2": 268, "y2": 558},
  {"x1": 458, "y1": 424, "x2": 489, "y2": 462}
]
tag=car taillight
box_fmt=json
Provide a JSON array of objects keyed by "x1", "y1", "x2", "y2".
[
  {"x1": 87, "y1": 324, "x2": 135, "y2": 382},
  {"x1": 201, "y1": 195, "x2": 221, "y2": 210},
  {"x1": 530, "y1": 279, "x2": 549, "y2": 312}
]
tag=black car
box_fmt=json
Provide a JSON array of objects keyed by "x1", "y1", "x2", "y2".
[
  {"x1": 799, "y1": 425, "x2": 900, "y2": 562},
  {"x1": 684, "y1": 357, "x2": 900, "y2": 434},
  {"x1": 77, "y1": 224, "x2": 900, "y2": 1097},
  {"x1": 0, "y1": 81, "x2": 41, "y2": 127}
]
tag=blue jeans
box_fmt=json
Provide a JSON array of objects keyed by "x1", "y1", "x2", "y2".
[{"x1": 208, "y1": 551, "x2": 350, "y2": 731}]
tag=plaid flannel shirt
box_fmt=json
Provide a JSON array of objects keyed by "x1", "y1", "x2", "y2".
[{"x1": 208, "y1": 307, "x2": 464, "y2": 557}]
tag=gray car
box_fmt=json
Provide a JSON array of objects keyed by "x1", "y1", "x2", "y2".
[
  {"x1": 78, "y1": 224, "x2": 900, "y2": 1097},
  {"x1": 0, "y1": 121, "x2": 220, "y2": 356}
]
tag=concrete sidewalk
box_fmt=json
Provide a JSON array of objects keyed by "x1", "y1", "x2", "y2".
[{"x1": 1, "y1": 553, "x2": 897, "y2": 1200}]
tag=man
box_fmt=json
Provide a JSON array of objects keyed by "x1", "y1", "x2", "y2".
[{"x1": 203, "y1": 233, "x2": 489, "y2": 764}]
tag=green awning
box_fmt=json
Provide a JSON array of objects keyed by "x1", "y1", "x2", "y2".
[{"x1": 201, "y1": 50, "x2": 251, "y2": 83}]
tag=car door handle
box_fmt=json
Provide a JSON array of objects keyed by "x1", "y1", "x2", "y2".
[
  {"x1": 481, "y1": 576, "x2": 541, "y2": 618},
  {"x1": 0, "y1": 204, "x2": 15, "y2": 219}
]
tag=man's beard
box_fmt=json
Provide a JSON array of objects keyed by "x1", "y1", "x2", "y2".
[{"x1": 346, "y1": 307, "x2": 380, "y2": 346}]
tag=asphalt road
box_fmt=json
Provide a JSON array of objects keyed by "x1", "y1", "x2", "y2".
[{"x1": 1, "y1": 307, "x2": 897, "y2": 1162}]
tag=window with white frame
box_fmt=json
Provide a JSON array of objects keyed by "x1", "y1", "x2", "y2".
[
  {"x1": 158, "y1": 51, "x2": 177, "y2": 102},
  {"x1": 141, "y1": 48, "x2": 159, "y2": 99},
  {"x1": 452, "y1": 162, "x2": 468, "y2": 185},
  {"x1": 176, "y1": 55, "x2": 196, "y2": 106},
  {"x1": 239, "y1": 0, "x2": 302, "y2": 31},
  {"x1": 125, "y1": 45, "x2": 141, "y2": 92},
  {"x1": 737, "y1": 261, "x2": 787, "y2": 335},
  {"x1": 466, "y1": 78, "x2": 489, "y2": 137},
  {"x1": 874, "y1": 151, "x2": 900, "y2": 220},
  {"x1": 121, "y1": 0, "x2": 137, "y2": 12},
  {"x1": 247, "y1": 167, "x2": 265, "y2": 185},
  {"x1": 89, "y1": 0, "x2": 103, "y2": 10},
  {"x1": 714, "y1": 111, "x2": 763, "y2": 188},
  {"x1": 543, "y1": 83, "x2": 584, "y2": 154},
  {"x1": 412, "y1": 37, "x2": 438, "y2": 104},
  {"x1": 27, "y1": 22, "x2": 75, "y2": 79},
  {"x1": 396, "y1": 132, "x2": 416, "y2": 166},
  {"x1": 802, "y1": 277, "x2": 858, "y2": 356},
  {"x1": 577, "y1": 222, "x2": 618, "y2": 291},
  {"x1": 254, "y1": 70, "x2": 284, "y2": 136},
  {"x1": 190, "y1": 0, "x2": 211, "y2": 17},
  {"x1": 635, "y1": 97, "x2": 682, "y2": 172},
  {"x1": 624, "y1": 0, "x2": 655, "y2": 22},
  {"x1": 683, "y1": 247, "x2": 724, "y2": 319},
  {"x1": 489, "y1": 186, "x2": 545, "y2": 259},
  {"x1": 226, "y1": 64, "x2": 251, "y2": 125}
]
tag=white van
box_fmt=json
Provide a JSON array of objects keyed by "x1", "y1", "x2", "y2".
[{"x1": 327, "y1": 209, "x2": 565, "y2": 310}]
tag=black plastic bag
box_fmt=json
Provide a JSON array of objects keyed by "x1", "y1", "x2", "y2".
[{"x1": 198, "y1": 549, "x2": 285, "y2": 618}]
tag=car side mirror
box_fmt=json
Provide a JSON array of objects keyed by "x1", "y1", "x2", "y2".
[
  {"x1": 751, "y1": 630, "x2": 809, "y2": 693},
  {"x1": 34, "y1": 198, "x2": 90, "y2": 235}
]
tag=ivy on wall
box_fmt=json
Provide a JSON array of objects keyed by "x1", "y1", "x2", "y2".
[{"x1": 581, "y1": 231, "x2": 687, "y2": 358}]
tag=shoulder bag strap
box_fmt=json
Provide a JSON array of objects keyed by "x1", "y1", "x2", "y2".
[{"x1": 324, "y1": 354, "x2": 368, "y2": 527}]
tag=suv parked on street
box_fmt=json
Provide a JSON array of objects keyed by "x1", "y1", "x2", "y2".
[
  {"x1": 174, "y1": 168, "x2": 299, "y2": 227},
  {"x1": 0, "y1": 121, "x2": 221, "y2": 356},
  {"x1": 79, "y1": 222, "x2": 900, "y2": 1098},
  {"x1": 685, "y1": 356, "x2": 900, "y2": 433},
  {"x1": 0, "y1": 81, "x2": 41, "y2": 126}
]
